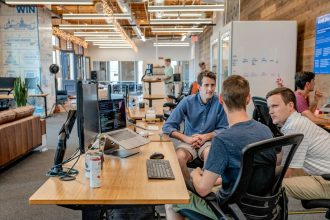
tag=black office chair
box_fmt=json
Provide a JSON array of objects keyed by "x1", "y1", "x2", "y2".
[
  {"x1": 300, "y1": 175, "x2": 330, "y2": 219},
  {"x1": 163, "y1": 82, "x2": 196, "y2": 120},
  {"x1": 252, "y1": 96, "x2": 283, "y2": 137},
  {"x1": 178, "y1": 134, "x2": 304, "y2": 220}
]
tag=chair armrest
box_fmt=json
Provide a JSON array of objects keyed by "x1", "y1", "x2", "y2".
[
  {"x1": 167, "y1": 95, "x2": 176, "y2": 100},
  {"x1": 228, "y1": 203, "x2": 247, "y2": 220},
  {"x1": 186, "y1": 180, "x2": 216, "y2": 200},
  {"x1": 185, "y1": 180, "x2": 230, "y2": 219},
  {"x1": 321, "y1": 174, "x2": 330, "y2": 181}
]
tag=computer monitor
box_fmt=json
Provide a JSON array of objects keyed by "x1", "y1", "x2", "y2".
[
  {"x1": 98, "y1": 99, "x2": 126, "y2": 133},
  {"x1": 0, "y1": 77, "x2": 16, "y2": 89},
  {"x1": 77, "y1": 80, "x2": 99, "y2": 154}
]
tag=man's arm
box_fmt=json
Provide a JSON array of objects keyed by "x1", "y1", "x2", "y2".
[
  {"x1": 301, "y1": 110, "x2": 330, "y2": 125},
  {"x1": 285, "y1": 168, "x2": 309, "y2": 178},
  {"x1": 191, "y1": 167, "x2": 220, "y2": 197},
  {"x1": 163, "y1": 98, "x2": 186, "y2": 135},
  {"x1": 309, "y1": 89, "x2": 323, "y2": 113}
]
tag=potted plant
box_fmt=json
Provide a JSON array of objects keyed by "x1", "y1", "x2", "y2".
[{"x1": 13, "y1": 77, "x2": 28, "y2": 107}]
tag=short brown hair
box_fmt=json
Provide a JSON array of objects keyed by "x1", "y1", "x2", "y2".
[
  {"x1": 222, "y1": 75, "x2": 250, "y2": 111},
  {"x1": 266, "y1": 87, "x2": 297, "y2": 110},
  {"x1": 199, "y1": 62, "x2": 205, "y2": 67},
  {"x1": 197, "y1": 70, "x2": 216, "y2": 86},
  {"x1": 165, "y1": 58, "x2": 171, "y2": 62}
]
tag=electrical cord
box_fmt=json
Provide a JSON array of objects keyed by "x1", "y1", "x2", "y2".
[{"x1": 46, "y1": 148, "x2": 80, "y2": 177}]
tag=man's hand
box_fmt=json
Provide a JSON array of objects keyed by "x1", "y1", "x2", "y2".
[
  {"x1": 184, "y1": 136, "x2": 202, "y2": 149},
  {"x1": 276, "y1": 76, "x2": 284, "y2": 88},
  {"x1": 314, "y1": 89, "x2": 323, "y2": 102},
  {"x1": 192, "y1": 134, "x2": 210, "y2": 146}
]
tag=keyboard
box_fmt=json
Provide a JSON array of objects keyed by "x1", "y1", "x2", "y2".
[{"x1": 147, "y1": 159, "x2": 175, "y2": 180}]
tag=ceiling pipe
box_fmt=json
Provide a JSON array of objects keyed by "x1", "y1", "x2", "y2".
[{"x1": 115, "y1": 0, "x2": 145, "y2": 41}]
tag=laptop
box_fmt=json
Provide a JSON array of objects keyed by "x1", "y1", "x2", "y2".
[{"x1": 99, "y1": 99, "x2": 150, "y2": 150}]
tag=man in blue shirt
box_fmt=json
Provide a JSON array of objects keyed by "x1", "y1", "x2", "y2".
[
  {"x1": 163, "y1": 70, "x2": 228, "y2": 181},
  {"x1": 166, "y1": 75, "x2": 276, "y2": 220}
]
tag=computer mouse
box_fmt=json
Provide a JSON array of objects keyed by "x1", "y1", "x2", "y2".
[{"x1": 150, "y1": 152, "x2": 164, "y2": 159}]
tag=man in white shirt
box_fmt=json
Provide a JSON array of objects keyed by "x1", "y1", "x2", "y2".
[
  {"x1": 266, "y1": 87, "x2": 330, "y2": 200},
  {"x1": 164, "y1": 58, "x2": 174, "y2": 97}
]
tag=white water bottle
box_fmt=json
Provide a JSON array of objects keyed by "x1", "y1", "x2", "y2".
[{"x1": 89, "y1": 155, "x2": 102, "y2": 188}]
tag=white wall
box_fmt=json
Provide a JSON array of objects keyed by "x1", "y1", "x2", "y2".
[{"x1": 88, "y1": 40, "x2": 191, "y2": 64}]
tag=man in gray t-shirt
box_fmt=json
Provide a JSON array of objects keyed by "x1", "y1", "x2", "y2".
[{"x1": 166, "y1": 75, "x2": 276, "y2": 220}]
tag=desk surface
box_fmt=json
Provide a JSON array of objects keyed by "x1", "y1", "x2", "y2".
[
  {"x1": 143, "y1": 79, "x2": 162, "y2": 83},
  {"x1": 0, "y1": 94, "x2": 14, "y2": 99},
  {"x1": 29, "y1": 93, "x2": 48, "y2": 97},
  {"x1": 29, "y1": 142, "x2": 189, "y2": 205},
  {"x1": 319, "y1": 114, "x2": 330, "y2": 131},
  {"x1": 128, "y1": 106, "x2": 164, "y2": 120},
  {"x1": 136, "y1": 120, "x2": 170, "y2": 142},
  {"x1": 143, "y1": 94, "x2": 166, "y2": 100}
]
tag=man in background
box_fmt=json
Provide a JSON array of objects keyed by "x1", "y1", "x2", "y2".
[
  {"x1": 199, "y1": 61, "x2": 207, "y2": 71},
  {"x1": 276, "y1": 71, "x2": 330, "y2": 125},
  {"x1": 164, "y1": 58, "x2": 174, "y2": 98},
  {"x1": 266, "y1": 87, "x2": 330, "y2": 200}
]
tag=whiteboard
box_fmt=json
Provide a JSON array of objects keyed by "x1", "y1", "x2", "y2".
[{"x1": 230, "y1": 21, "x2": 297, "y2": 115}]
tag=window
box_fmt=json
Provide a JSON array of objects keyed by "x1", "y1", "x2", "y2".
[
  {"x1": 66, "y1": 41, "x2": 73, "y2": 50},
  {"x1": 52, "y1": 35, "x2": 59, "y2": 47},
  {"x1": 121, "y1": 61, "x2": 135, "y2": 81},
  {"x1": 109, "y1": 61, "x2": 119, "y2": 82}
]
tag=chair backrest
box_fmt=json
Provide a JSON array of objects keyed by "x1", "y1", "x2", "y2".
[
  {"x1": 220, "y1": 134, "x2": 304, "y2": 219},
  {"x1": 252, "y1": 96, "x2": 283, "y2": 137},
  {"x1": 189, "y1": 81, "x2": 199, "y2": 95}
]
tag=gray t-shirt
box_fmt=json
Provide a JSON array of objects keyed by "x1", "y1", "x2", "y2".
[{"x1": 205, "y1": 120, "x2": 276, "y2": 199}]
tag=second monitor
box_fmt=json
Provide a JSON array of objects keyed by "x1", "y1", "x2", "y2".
[{"x1": 99, "y1": 99, "x2": 126, "y2": 133}]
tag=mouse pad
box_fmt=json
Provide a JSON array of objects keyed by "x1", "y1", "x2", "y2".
[{"x1": 106, "y1": 149, "x2": 140, "y2": 158}]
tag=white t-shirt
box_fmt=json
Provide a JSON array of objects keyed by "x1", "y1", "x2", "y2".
[{"x1": 281, "y1": 111, "x2": 330, "y2": 175}]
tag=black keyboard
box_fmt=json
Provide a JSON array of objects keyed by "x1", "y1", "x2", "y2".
[{"x1": 147, "y1": 159, "x2": 175, "y2": 180}]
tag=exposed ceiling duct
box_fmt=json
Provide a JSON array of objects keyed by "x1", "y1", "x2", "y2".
[{"x1": 116, "y1": 0, "x2": 146, "y2": 41}]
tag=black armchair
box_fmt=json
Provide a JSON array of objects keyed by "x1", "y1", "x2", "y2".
[
  {"x1": 178, "y1": 134, "x2": 304, "y2": 220},
  {"x1": 300, "y1": 174, "x2": 330, "y2": 219},
  {"x1": 252, "y1": 96, "x2": 283, "y2": 137}
]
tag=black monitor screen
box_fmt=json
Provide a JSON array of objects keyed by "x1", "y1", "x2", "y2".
[
  {"x1": 0, "y1": 77, "x2": 16, "y2": 89},
  {"x1": 98, "y1": 99, "x2": 126, "y2": 133},
  {"x1": 77, "y1": 81, "x2": 99, "y2": 153}
]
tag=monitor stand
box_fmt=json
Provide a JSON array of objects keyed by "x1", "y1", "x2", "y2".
[
  {"x1": 102, "y1": 137, "x2": 140, "y2": 158},
  {"x1": 106, "y1": 149, "x2": 140, "y2": 158}
]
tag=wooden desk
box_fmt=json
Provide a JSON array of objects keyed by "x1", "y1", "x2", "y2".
[
  {"x1": 128, "y1": 106, "x2": 164, "y2": 120},
  {"x1": 319, "y1": 114, "x2": 330, "y2": 132},
  {"x1": 29, "y1": 94, "x2": 48, "y2": 117},
  {"x1": 0, "y1": 94, "x2": 14, "y2": 99},
  {"x1": 29, "y1": 142, "x2": 189, "y2": 216},
  {"x1": 135, "y1": 120, "x2": 170, "y2": 142},
  {"x1": 143, "y1": 95, "x2": 166, "y2": 108}
]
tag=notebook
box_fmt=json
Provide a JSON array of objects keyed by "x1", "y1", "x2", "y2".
[{"x1": 99, "y1": 99, "x2": 150, "y2": 150}]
